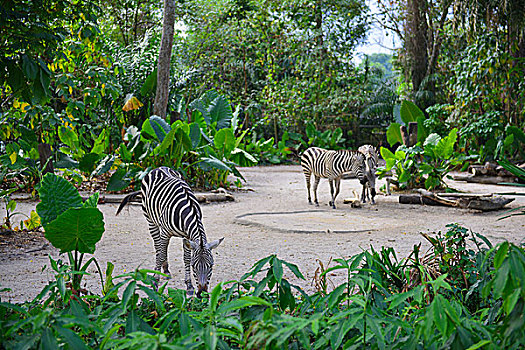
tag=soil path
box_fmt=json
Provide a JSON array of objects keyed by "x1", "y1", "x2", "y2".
[{"x1": 1, "y1": 165, "x2": 524, "y2": 303}]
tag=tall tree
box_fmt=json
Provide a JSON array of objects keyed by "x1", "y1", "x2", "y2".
[{"x1": 153, "y1": 0, "x2": 177, "y2": 118}]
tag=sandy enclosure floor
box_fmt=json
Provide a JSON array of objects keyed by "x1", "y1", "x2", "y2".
[{"x1": 1, "y1": 165, "x2": 524, "y2": 303}]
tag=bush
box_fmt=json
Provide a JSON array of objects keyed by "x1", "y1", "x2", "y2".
[{"x1": 2, "y1": 224, "x2": 525, "y2": 348}]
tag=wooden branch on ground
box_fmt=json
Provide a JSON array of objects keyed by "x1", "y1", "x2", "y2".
[
  {"x1": 452, "y1": 174, "x2": 518, "y2": 185},
  {"x1": 399, "y1": 190, "x2": 515, "y2": 211}
]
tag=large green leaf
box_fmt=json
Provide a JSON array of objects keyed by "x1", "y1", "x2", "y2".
[
  {"x1": 79, "y1": 152, "x2": 102, "y2": 173},
  {"x1": 198, "y1": 156, "x2": 232, "y2": 172},
  {"x1": 506, "y1": 125, "x2": 525, "y2": 144},
  {"x1": 434, "y1": 128, "x2": 457, "y2": 159},
  {"x1": 91, "y1": 128, "x2": 108, "y2": 155},
  {"x1": 22, "y1": 55, "x2": 38, "y2": 80},
  {"x1": 209, "y1": 95, "x2": 232, "y2": 130},
  {"x1": 155, "y1": 126, "x2": 176, "y2": 155},
  {"x1": 118, "y1": 142, "x2": 132, "y2": 162},
  {"x1": 36, "y1": 173, "x2": 83, "y2": 226},
  {"x1": 149, "y1": 115, "x2": 171, "y2": 142},
  {"x1": 55, "y1": 152, "x2": 79, "y2": 169},
  {"x1": 140, "y1": 68, "x2": 157, "y2": 96},
  {"x1": 189, "y1": 122, "x2": 202, "y2": 149},
  {"x1": 190, "y1": 90, "x2": 220, "y2": 126},
  {"x1": 44, "y1": 207, "x2": 104, "y2": 254},
  {"x1": 400, "y1": 100, "x2": 424, "y2": 124},
  {"x1": 214, "y1": 128, "x2": 235, "y2": 157},
  {"x1": 58, "y1": 126, "x2": 79, "y2": 150},
  {"x1": 386, "y1": 123, "x2": 403, "y2": 147},
  {"x1": 416, "y1": 115, "x2": 428, "y2": 143},
  {"x1": 175, "y1": 127, "x2": 192, "y2": 152},
  {"x1": 106, "y1": 168, "x2": 131, "y2": 192}
]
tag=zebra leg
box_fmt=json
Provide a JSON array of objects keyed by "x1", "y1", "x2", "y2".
[
  {"x1": 332, "y1": 179, "x2": 341, "y2": 209},
  {"x1": 305, "y1": 172, "x2": 312, "y2": 204},
  {"x1": 183, "y1": 240, "x2": 194, "y2": 296},
  {"x1": 153, "y1": 231, "x2": 171, "y2": 280},
  {"x1": 148, "y1": 222, "x2": 171, "y2": 281},
  {"x1": 313, "y1": 176, "x2": 321, "y2": 207},
  {"x1": 361, "y1": 183, "x2": 367, "y2": 203},
  {"x1": 328, "y1": 180, "x2": 334, "y2": 207}
]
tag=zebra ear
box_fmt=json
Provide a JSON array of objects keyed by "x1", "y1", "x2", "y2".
[
  {"x1": 184, "y1": 238, "x2": 198, "y2": 250},
  {"x1": 207, "y1": 237, "x2": 224, "y2": 250}
]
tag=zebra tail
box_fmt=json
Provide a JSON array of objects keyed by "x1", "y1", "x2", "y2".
[{"x1": 115, "y1": 191, "x2": 141, "y2": 216}]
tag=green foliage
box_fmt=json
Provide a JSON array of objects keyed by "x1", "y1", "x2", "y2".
[
  {"x1": 3, "y1": 225, "x2": 525, "y2": 349},
  {"x1": 108, "y1": 91, "x2": 259, "y2": 190},
  {"x1": 0, "y1": 188, "x2": 39, "y2": 232},
  {"x1": 379, "y1": 128, "x2": 466, "y2": 190},
  {"x1": 386, "y1": 100, "x2": 429, "y2": 147},
  {"x1": 36, "y1": 173, "x2": 105, "y2": 291},
  {"x1": 305, "y1": 124, "x2": 345, "y2": 150}
]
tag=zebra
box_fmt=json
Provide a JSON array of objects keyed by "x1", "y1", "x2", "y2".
[
  {"x1": 300, "y1": 147, "x2": 369, "y2": 209},
  {"x1": 358, "y1": 144, "x2": 379, "y2": 204},
  {"x1": 116, "y1": 166, "x2": 224, "y2": 297}
]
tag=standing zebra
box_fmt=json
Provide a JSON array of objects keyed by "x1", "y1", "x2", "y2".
[
  {"x1": 116, "y1": 167, "x2": 224, "y2": 297},
  {"x1": 358, "y1": 144, "x2": 379, "y2": 204},
  {"x1": 301, "y1": 147, "x2": 369, "y2": 209}
]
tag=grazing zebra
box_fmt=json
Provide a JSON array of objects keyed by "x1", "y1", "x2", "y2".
[
  {"x1": 358, "y1": 144, "x2": 379, "y2": 204},
  {"x1": 301, "y1": 147, "x2": 369, "y2": 209},
  {"x1": 116, "y1": 167, "x2": 224, "y2": 297}
]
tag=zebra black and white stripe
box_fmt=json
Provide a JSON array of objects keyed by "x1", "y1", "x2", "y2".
[
  {"x1": 358, "y1": 144, "x2": 378, "y2": 204},
  {"x1": 116, "y1": 167, "x2": 223, "y2": 297},
  {"x1": 301, "y1": 147, "x2": 368, "y2": 209}
]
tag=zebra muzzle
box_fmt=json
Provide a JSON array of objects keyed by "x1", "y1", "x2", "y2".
[{"x1": 196, "y1": 284, "x2": 208, "y2": 298}]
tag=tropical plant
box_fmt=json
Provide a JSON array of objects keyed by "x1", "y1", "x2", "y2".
[
  {"x1": 379, "y1": 128, "x2": 464, "y2": 190},
  {"x1": 305, "y1": 124, "x2": 346, "y2": 150},
  {"x1": 36, "y1": 173, "x2": 105, "y2": 294},
  {"x1": 3, "y1": 225, "x2": 525, "y2": 349},
  {"x1": 386, "y1": 99, "x2": 428, "y2": 147}
]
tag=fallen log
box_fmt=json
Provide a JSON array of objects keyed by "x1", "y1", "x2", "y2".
[
  {"x1": 399, "y1": 195, "x2": 446, "y2": 206},
  {"x1": 399, "y1": 192, "x2": 515, "y2": 211},
  {"x1": 452, "y1": 174, "x2": 517, "y2": 185},
  {"x1": 436, "y1": 192, "x2": 493, "y2": 198},
  {"x1": 467, "y1": 197, "x2": 515, "y2": 211}
]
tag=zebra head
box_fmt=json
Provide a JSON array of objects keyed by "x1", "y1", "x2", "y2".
[{"x1": 184, "y1": 237, "x2": 224, "y2": 298}]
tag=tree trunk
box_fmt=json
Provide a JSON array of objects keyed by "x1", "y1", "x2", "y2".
[
  {"x1": 153, "y1": 0, "x2": 176, "y2": 119},
  {"x1": 405, "y1": 0, "x2": 428, "y2": 93},
  {"x1": 38, "y1": 143, "x2": 54, "y2": 175}
]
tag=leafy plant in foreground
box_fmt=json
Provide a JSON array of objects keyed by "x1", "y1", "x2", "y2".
[
  {"x1": 2, "y1": 225, "x2": 525, "y2": 349},
  {"x1": 36, "y1": 173, "x2": 105, "y2": 294}
]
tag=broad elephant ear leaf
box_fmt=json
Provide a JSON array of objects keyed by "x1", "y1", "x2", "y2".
[
  {"x1": 36, "y1": 173, "x2": 83, "y2": 227},
  {"x1": 198, "y1": 156, "x2": 232, "y2": 172},
  {"x1": 149, "y1": 115, "x2": 171, "y2": 142},
  {"x1": 400, "y1": 100, "x2": 424, "y2": 124},
  {"x1": 209, "y1": 95, "x2": 232, "y2": 130},
  {"x1": 214, "y1": 128, "x2": 235, "y2": 157},
  {"x1": 386, "y1": 123, "x2": 403, "y2": 147},
  {"x1": 44, "y1": 207, "x2": 104, "y2": 254}
]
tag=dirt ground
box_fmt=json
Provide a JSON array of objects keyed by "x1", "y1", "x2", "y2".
[{"x1": 1, "y1": 165, "x2": 524, "y2": 303}]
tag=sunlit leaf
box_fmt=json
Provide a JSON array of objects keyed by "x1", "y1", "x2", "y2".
[{"x1": 122, "y1": 94, "x2": 144, "y2": 111}]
